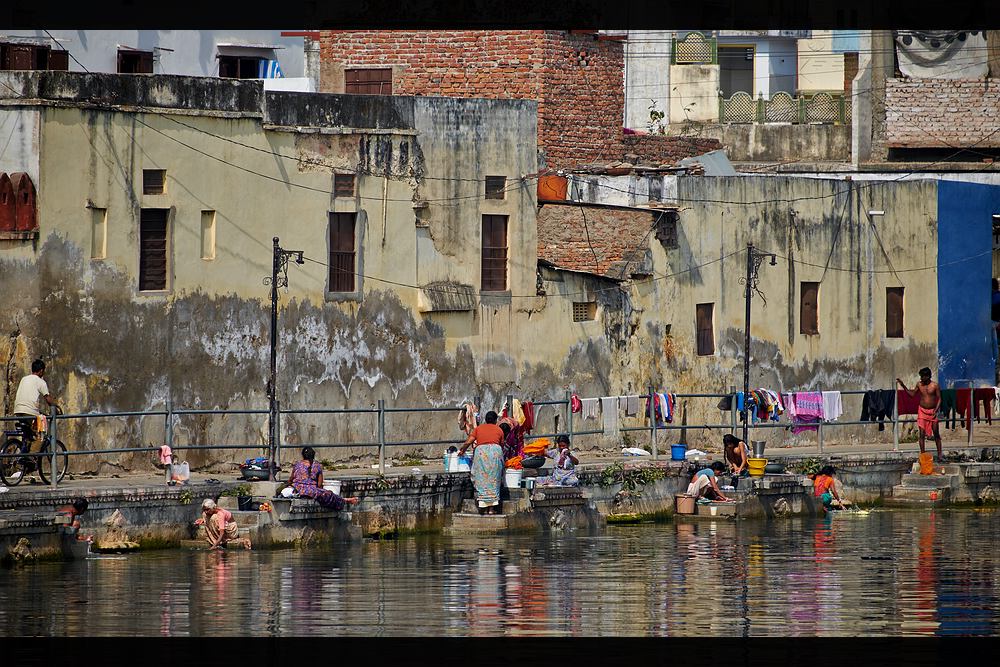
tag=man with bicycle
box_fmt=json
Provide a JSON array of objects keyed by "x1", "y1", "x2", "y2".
[{"x1": 13, "y1": 359, "x2": 60, "y2": 452}]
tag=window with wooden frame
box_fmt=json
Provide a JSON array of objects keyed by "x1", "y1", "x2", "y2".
[
  {"x1": 219, "y1": 55, "x2": 264, "y2": 79},
  {"x1": 344, "y1": 68, "x2": 392, "y2": 95},
  {"x1": 696, "y1": 303, "x2": 715, "y2": 356},
  {"x1": 143, "y1": 169, "x2": 166, "y2": 195},
  {"x1": 139, "y1": 209, "x2": 169, "y2": 291},
  {"x1": 481, "y1": 214, "x2": 509, "y2": 292},
  {"x1": 328, "y1": 212, "x2": 357, "y2": 293},
  {"x1": 334, "y1": 174, "x2": 355, "y2": 198},
  {"x1": 572, "y1": 302, "x2": 597, "y2": 322},
  {"x1": 118, "y1": 49, "x2": 154, "y2": 74},
  {"x1": 886, "y1": 287, "x2": 904, "y2": 338},
  {"x1": 485, "y1": 176, "x2": 506, "y2": 200},
  {"x1": 0, "y1": 43, "x2": 67, "y2": 71},
  {"x1": 800, "y1": 281, "x2": 819, "y2": 335}
]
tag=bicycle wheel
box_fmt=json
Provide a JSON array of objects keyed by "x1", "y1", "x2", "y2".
[
  {"x1": 38, "y1": 439, "x2": 68, "y2": 485},
  {"x1": 0, "y1": 438, "x2": 27, "y2": 486}
]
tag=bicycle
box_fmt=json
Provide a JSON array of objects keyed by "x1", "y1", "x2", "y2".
[{"x1": 0, "y1": 409, "x2": 68, "y2": 486}]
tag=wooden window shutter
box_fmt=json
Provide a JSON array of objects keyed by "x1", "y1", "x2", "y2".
[
  {"x1": 143, "y1": 169, "x2": 166, "y2": 195},
  {"x1": 886, "y1": 287, "x2": 904, "y2": 338},
  {"x1": 485, "y1": 176, "x2": 506, "y2": 200},
  {"x1": 328, "y1": 212, "x2": 357, "y2": 293},
  {"x1": 48, "y1": 49, "x2": 69, "y2": 71},
  {"x1": 345, "y1": 68, "x2": 392, "y2": 95},
  {"x1": 10, "y1": 45, "x2": 33, "y2": 70},
  {"x1": 139, "y1": 52, "x2": 154, "y2": 73},
  {"x1": 481, "y1": 214, "x2": 509, "y2": 292},
  {"x1": 696, "y1": 303, "x2": 715, "y2": 356},
  {"x1": 139, "y1": 209, "x2": 169, "y2": 291},
  {"x1": 334, "y1": 174, "x2": 355, "y2": 198},
  {"x1": 800, "y1": 282, "x2": 819, "y2": 335}
]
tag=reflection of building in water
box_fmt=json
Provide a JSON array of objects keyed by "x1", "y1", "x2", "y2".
[{"x1": 468, "y1": 555, "x2": 505, "y2": 636}]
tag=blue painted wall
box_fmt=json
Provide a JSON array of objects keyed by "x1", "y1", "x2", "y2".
[
  {"x1": 937, "y1": 180, "x2": 1000, "y2": 387},
  {"x1": 830, "y1": 31, "x2": 861, "y2": 53}
]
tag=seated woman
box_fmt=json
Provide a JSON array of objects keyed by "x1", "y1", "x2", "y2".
[
  {"x1": 813, "y1": 465, "x2": 850, "y2": 510},
  {"x1": 686, "y1": 462, "x2": 732, "y2": 502},
  {"x1": 537, "y1": 435, "x2": 580, "y2": 487},
  {"x1": 723, "y1": 434, "x2": 750, "y2": 487},
  {"x1": 459, "y1": 410, "x2": 505, "y2": 515},
  {"x1": 286, "y1": 447, "x2": 359, "y2": 511},
  {"x1": 57, "y1": 498, "x2": 91, "y2": 541},
  {"x1": 195, "y1": 499, "x2": 251, "y2": 550}
]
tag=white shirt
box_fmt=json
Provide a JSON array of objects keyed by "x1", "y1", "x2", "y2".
[{"x1": 13, "y1": 374, "x2": 49, "y2": 416}]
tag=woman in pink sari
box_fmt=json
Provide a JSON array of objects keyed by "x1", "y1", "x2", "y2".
[{"x1": 287, "y1": 447, "x2": 359, "y2": 511}]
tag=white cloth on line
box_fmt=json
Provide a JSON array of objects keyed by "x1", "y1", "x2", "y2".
[
  {"x1": 600, "y1": 396, "x2": 620, "y2": 438},
  {"x1": 821, "y1": 391, "x2": 843, "y2": 422},
  {"x1": 580, "y1": 398, "x2": 600, "y2": 420}
]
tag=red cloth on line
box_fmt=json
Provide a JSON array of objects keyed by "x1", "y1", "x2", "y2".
[
  {"x1": 956, "y1": 388, "x2": 973, "y2": 430},
  {"x1": 522, "y1": 401, "x2": 535, "y2": 433},
  {"x1": 973, "y1": 388, "x2": 994, "y2": 425},
  {"x1": 896, "y1": 390, "x2": 921, "y2": 416}
]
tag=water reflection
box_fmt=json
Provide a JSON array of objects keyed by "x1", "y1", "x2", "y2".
[{"x1": 1, "y1": 510, "x2": 999, "y2": 636}]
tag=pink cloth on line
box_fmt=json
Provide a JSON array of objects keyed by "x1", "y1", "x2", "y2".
[
  {"x1": 159, "y1": 445, "x2": 173, "y2": 465},
  {"x1": 791, "y1": 391, "x2": 823, "y2": 434}
]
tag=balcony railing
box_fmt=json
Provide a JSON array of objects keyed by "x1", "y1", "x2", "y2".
[
  {"x1": 671, "y1": 32, "x2": 718, "y2": 65},
  {"x1": 719, "y1": 91, "x2": 850, "y2": 125}
]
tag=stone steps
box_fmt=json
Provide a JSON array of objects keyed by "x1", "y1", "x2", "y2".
[
  {"x1": 889, "y1": 485, "x2": 951, "y2": 505},
  {"x1": 899, "y1": 473, "x2": 957, "y2": 489},
  {"x1": 448, "y1": 513, "x2": 510, "y2": 533}
]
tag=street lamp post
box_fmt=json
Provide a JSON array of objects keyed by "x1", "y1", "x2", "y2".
[
  {"x1": 264, "y1": 236, "x2": 304, "y2": 481},
  {"x1": 740, "y1": 242, "x2": 776, "y2": 444}
]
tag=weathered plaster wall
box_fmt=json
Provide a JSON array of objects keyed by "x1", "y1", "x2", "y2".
[
  {"x1": 637, "y1": 175, "x2": 941, "y2": 447},
  {"x1": 669, "y1": 64, "x2": 719, "y2": 124},
  {"x1": 667, "y1": 123, "x2": 851, "y2": 163}
]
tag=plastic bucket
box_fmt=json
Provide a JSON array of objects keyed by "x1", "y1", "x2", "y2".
[
  {"x1": 537, "y1": 174, "x2": 568, "y2": 201},
  {"x1": 324, "y1": 480, "x2": 342, "y2": 496},
  {"x1": 670, "y1": 444, "x2": 687, "y2": 461},
  {"x1": 504, "y1": 468, "x2": 523, "y2": 488},
  {"x1": 675, "y1": 494, "x2": 695, "y2": 515},
  {"x1": 747, "y1": 457, "x2": 767, "y2": 477}
]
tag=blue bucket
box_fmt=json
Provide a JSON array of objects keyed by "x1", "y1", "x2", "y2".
[{"x1": 670, "y1": 444, "x2": 687, "y2": 461}]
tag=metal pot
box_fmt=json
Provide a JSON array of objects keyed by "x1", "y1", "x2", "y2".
[
  {"x1": 751, "y1": 440, "x2": 766, "y2": 458},
  {"x1": 764, "y1": 462, "x2": 785, "y2": 474}
]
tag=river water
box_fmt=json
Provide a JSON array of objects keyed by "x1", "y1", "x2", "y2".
[{"x1": 2, "y1": 509, "x2": 998, "y2": 636}]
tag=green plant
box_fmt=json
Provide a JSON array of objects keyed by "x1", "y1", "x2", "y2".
[
  {"x1": 221, "y1": 484, "x2": 252, "y2": 498},
  {"x1": 646, "y1": 100, "x2": 667, "y2": 135},
  {"x1": 397, "y1": 452, "x2": 425, "y2": 466},
  {"x1": 598, "y1": 462, "x2": 666, "y2": 496},
  {"x1": 793, "y1": 458, "x2": 822, "y2": 476},
  {"x1": 374, "y1": 475, "x2": 391, "y2": 491},
  {"x1": 178, "y1": 489, "x2": 193, "y2": 505}
]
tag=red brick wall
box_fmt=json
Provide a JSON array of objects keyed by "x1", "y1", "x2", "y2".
[
  {"x1": 622, "y1": 135, "x2": 723, "y2": 165},
  {"x1": 885, "y1": 78, "x2": 1000, "y2": 148},
  {"x1": 537, "y1": 203, "x2": 656, "y2": 277},
  {"x1": 318, "y1": 30, "x2": 625, "y2": 169}
]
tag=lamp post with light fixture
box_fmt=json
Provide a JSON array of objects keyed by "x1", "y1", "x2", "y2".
[{"x1": 741, "y1": 242, "x2": 777, "y2": 444}]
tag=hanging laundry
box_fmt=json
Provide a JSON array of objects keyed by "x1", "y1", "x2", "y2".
[
  {"x1": 625, "y1": 395, "x2": 640, "y2": 417},
  {"x1": 458, "y1": 402, "x2": 478, "y2": 435},
  {"x1": 973, "y1": 388, "x2": 994, "y2": 425},
  {"x1": 791, "y1": 391, "x2": 823, "y2": 433},
  {"x1": 782, "y1": 393, "x2": 796, "y2": 420},
  {"x1": 570, "y1": 394, "x2": 582, "y2": 414},
  {"x1": 657, "y1": 393, "x2": 670, "y2": 423},
  {"x1": 895, "y1": 390, "x2": 920, "y2": 416},
  {"x1": 716, "y1": 394, "x2": 733, "y2": 411},
  {"x1": 580, "y1": 398, "x2": 600, "y2": 420},
  {"x1": 522, "y1": 401, "x2": 535, "y2": 433},
  {"x1": 600, "y1": 396, "x2": 620, "y2": 438},
  {"x1": 861, "y1": 390, "x2": 895, "y2": 431},
  {"x1": 939, "y1": 389, "x2": 958, "y2": 430},
  {"x1": 821, "y1": 391, "x2": 843, "y2": 422},
  {"x1": 512, "y1": 399, "x2": 525, "y2": 426}
]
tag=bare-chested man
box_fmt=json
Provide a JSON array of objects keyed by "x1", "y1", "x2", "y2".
[{"x1": 897, "y1": 367, "x2": 942, "y2": 461}]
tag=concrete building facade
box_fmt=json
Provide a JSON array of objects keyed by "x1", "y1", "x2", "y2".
[{"x1": 1, "y1": 71, "x2": 997, "y2": 469}]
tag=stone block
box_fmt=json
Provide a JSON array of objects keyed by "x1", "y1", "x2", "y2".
[{"x1": 250, "y1": 481, "x2": 283, "y2": 498}]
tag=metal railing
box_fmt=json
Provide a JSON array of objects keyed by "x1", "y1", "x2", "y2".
[
  {"x1": 1, "y1": 381, "x2": 988, "y2": 488},
  {"x1": 719, "y1": 91, "x2": 849, "y2": 125}
]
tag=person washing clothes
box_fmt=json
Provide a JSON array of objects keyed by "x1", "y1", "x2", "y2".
[
  {"x1": 195, "y1": 499, "x2": 251, "y2": 550},
  {"x1": 812, "y1": 466, "x2": 851, "y2": 511},
  {"x1": 722, "y1": 434, "x2": 749, "y2": 487},
  {"x1": 537, "y1": 435, "x2": 580, "y2": 487},
  {"x1": 686, "y1": 462, "x2": 732, "y2": 502}
]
